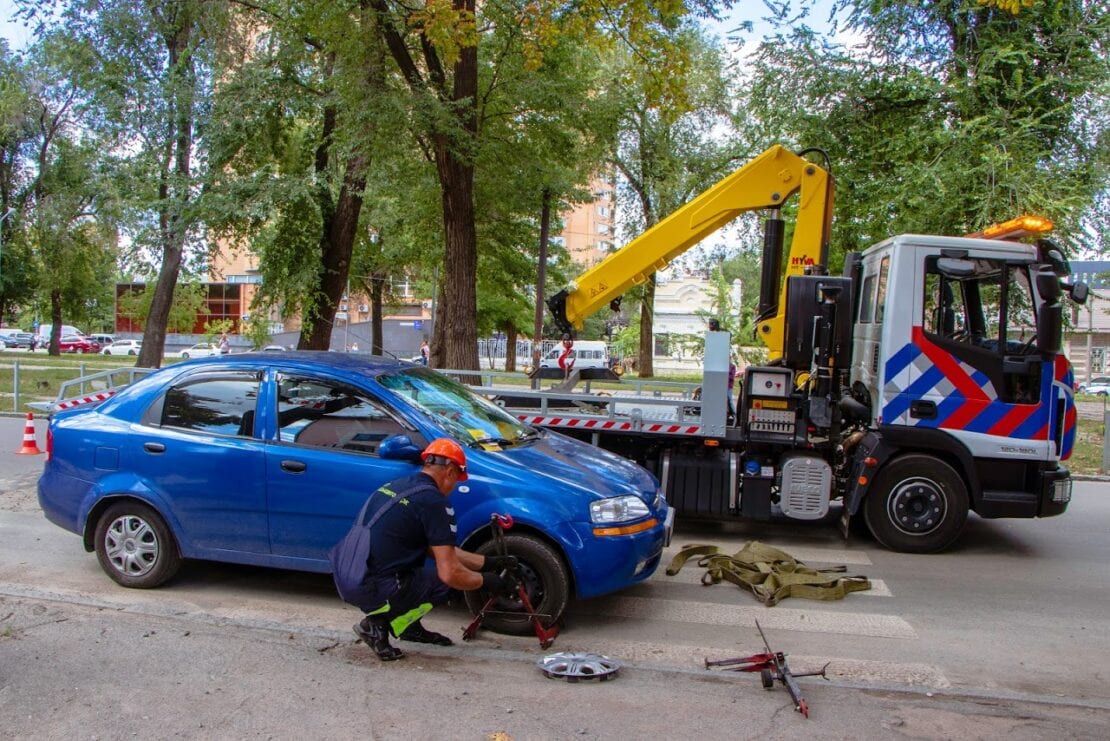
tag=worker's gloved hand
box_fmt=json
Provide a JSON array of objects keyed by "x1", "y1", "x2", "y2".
[
  {"x1": 480, "y1": 571, "x2": 520, "y2": 598},
  {"x1": 482, "y1": 554, "x2": 519, "y2": 573}
]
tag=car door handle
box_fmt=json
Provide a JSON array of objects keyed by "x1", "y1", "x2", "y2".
[
  {"x1": 143, "y1": 442, "x2": 166, "y2": 454},
  {"x1": 280, "y1": 460, "x2": 307, "y2": 473},
  {"x1": 909, "y1": 400, "x2": 937, "y2": 419}
]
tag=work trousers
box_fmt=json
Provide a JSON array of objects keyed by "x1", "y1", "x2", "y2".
[{"x1": 364, "y1": 566, "x2": 451, "y2": 636}]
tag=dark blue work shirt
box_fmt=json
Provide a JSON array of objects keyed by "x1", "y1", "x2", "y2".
[{"x1": 366, "y1": 472, "x2": 457, "y2": 576}]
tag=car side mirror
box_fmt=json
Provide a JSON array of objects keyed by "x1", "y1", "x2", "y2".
[{"x1": 378, "y1": 435, "x2": 424, "y2": 463}]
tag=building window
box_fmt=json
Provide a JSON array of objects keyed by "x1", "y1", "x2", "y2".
[
  {"x1": 597, "y1": 205, "x2": 610, "y2": 218},
  {"x1": 597, "y1": 223, "x2": 609, "y2": 235},
  {"x1": 1093, "y1": 347, "x2": 1105, "y2": 373}
]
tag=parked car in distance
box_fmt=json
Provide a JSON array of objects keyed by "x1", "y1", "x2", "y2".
[
  {"x1": 1079, "y1": 377, "x2": 1110, "y2": 396},
  {"x1": 538, "y1": 340, "x2": 610, "y2": 370},
  {"x1": 260, "y1": 345, "x2": 286, "y2": 352},
  {"x1": 102, "y1": 339, "x2": 143, "y2": 356},
  {"x1": 38, "y1": 352, "x2": 672, "y2": 634},
  {"x1": 0, "y1": 329, "x2": 35, "y2": 349},
  {"x1": 35, "y1": 324, "x2": 87, "y2": 348},
  {"x1": 171, "y1": 342, "x2": 219, "y2": 359},
  {"x1": 89, "y1": 333, "x2": 115, "y2": 347},
  {"x1": 57, "y1": 334, "x2": 100, "y2": 353}
]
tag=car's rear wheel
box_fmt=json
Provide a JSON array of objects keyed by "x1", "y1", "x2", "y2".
[
  {"x1": 128, "y1": 350, "x2": 136, "y2": 355},
  {"x1": 181, "y1": 352, "x2": 190, "y2": 359},
  {"x1": 94, "y1": 501, "x2": 182, "y2": 588},
  {"x1": 463, "y1": 533, "x2": 569, "y2": 635}
]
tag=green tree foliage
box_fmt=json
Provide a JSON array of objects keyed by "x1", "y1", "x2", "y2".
[
  {"x1": 597, "y1": 27, "x2": 737, "y2": 376},
  {"x1": 0, "y1": 45, "x2": 37, "y2": 326},
  {"x1": 116, "y1": 282, "x2": 208, "y2": 334},
  {"x1": 742, "y1": 0, "x2": 1109, "y2": 257},
  {"x1": 22, "y1": 0, "x2": 229, "y2": 366},
  {"x1": 29, "y1": 138, "x2": 116, "y2": 352}
]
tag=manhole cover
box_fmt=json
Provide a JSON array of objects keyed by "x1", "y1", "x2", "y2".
[{"x1": 537, "y1": 652, "x2": 620, "y2": 682}]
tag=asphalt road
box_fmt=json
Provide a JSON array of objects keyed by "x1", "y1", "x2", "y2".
[{"x1": 3, "y1": 415, "x2": 1110, "y2": 738}]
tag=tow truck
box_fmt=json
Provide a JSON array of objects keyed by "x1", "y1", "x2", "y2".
[{"x1": 516, "y1": 145, "x2": 1086, "y2": 553}]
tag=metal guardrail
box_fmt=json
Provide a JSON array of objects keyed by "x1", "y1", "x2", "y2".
[
  {"x1": 432, "y1": 366, "x2": 704, "y2": 424},
  {"x1": 27, "y1": 367, "x2": 157, "y2": 413}
]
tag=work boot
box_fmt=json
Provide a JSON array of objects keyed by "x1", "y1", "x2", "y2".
[
  {"x1": 397, "y1": 620, "x2": 454, "y2": 646},
  {"x1": 354, "y1": 618, "x2": 404, "y2": 661}
]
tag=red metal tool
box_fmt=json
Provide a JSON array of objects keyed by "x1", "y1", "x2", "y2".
[
  {"x1": 704, "y1": 620, "x2": 827, "y2": 718},
  {"x1": 461, "y1": 513, "x2": 560, "y2": 649}
]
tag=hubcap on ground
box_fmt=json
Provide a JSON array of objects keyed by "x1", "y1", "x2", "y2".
[{"x1": 537, "y1": 652, "x2": 620, "y2": 682}]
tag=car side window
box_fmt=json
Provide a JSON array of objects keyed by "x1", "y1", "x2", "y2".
[
  {"x1": 276, "y1": 375, "x2": 410, "y2": 456},
  {"x1": 161, "y1": 372, "x2": 261, "y2": 436}
]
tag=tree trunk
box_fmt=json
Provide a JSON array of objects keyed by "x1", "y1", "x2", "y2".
[
  {"x1": 47, "y1": 289, "x2": 62, "y2": 356},
  {"x1": 370, "y1": 270, "x2": 384, "y2": 355},
  {"x1": 504, "y1": 325, "x2": 517, "y2": 372},
  {"x1": 300, "y1": 158, "x2": 367, "y2": 350},
  {"x1": 638, "y1": 274, "x2": 655, "y2": 377},
  {"x1": 137, "y1": 17, "x2": 194, "y2": 369},
  {"x1": 137, "y1": 240, "x2": 183, "y2": 367}
]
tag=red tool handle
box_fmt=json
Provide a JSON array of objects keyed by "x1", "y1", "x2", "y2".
[{"x1": 494, "y1": 513, "x2": 513, "y2": 530}]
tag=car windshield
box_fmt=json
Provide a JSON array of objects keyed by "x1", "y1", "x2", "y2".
[{"x1": 377, "y1": 367, "x2": 535, "y2": 447}]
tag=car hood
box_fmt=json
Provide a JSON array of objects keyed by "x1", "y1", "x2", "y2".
[{"x1": 468, "y1": 430, "x2": 657, "y2": 502}]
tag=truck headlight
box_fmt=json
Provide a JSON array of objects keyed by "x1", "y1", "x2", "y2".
[{"x1": 590, "y1": 495, "x2": 650, "y2": 524}]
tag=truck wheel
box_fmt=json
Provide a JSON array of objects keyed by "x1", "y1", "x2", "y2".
[
  {"x1": 93, "y1": 501, "x2": 182, "y2": 588},
  {"x1": 864, "y1": 454, "x2": 968, "y2": 553},
  {"x1": 464, "y1": 534, "x2": 569, "y2": 636}
]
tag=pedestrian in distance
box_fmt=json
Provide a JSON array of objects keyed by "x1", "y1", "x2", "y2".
[
  {"x1": 351, "y1": 438, "x2": 521, "y2": 661},
  {"x1": 219, "y1": 335, "x2": 230, "y2": 354},
  {"x1": 420, "y1": 337, "x2": 430, "y2": 366}
]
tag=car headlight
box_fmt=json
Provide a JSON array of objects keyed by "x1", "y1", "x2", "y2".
[{"x1": 590, "y1": 495, "x2": 650, "y2": 525}]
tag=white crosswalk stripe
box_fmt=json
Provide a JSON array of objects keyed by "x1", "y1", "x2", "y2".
[
  {"x1": 600, "y1": 595, "x2": 916, "y2": 638},
  {"x1": 568, "y1": 539, "x2": 949, "y2": 687}
]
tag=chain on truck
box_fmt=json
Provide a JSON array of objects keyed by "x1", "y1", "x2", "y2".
[{"x1": 522, "y1": 144, "x2": 1089, "y2": 553}]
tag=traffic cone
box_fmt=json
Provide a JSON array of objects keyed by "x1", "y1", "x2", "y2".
[{"x1": 17, "y1": 412, "x2": 42, "y2": 455}]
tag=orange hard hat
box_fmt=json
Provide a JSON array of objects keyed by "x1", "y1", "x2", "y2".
[{"x1": 421, "y1": 438, "x2": 468, "y2": 480}]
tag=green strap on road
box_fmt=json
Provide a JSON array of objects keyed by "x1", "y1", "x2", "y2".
[{"x1": 665, "y1": 541, "x2": 871, "y2": 606}]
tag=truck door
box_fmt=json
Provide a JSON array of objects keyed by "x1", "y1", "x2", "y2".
[{"x1": 887, "y1": 255, "x2": 1053, "y2": 460}]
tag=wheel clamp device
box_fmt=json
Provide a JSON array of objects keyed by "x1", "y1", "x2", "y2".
[{"x1": 461, "y1": 513, "x2": 560, "y2": 649}]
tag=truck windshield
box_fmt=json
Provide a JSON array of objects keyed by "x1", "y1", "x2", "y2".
[{"x1": 377, "y1": 368, "x2": 536, "y2": 446}]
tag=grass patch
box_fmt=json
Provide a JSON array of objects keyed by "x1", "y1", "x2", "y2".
[
  {"x1": 1070, "y1": 415, "x2": 1104, "y2": 475},
  {"x1": 0, "y1": 352, "x2": 141, "y2": 411}
]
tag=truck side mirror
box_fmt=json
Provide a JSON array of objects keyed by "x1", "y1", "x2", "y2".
[
  {"x1": 1070, "y1": 281, "x2": 1089, "y2": 305},
  {"x1": 1036, "y1": 303, "x2": 1062, "y2": 355}
]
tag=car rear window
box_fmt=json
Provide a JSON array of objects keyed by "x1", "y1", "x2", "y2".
[{"x1": 161, "y1": 372, "x2": 261, "y2": 436}]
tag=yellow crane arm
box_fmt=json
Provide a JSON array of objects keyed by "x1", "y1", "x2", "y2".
[{"x1": 547, "y1": 145, "x2": 833, "y2": 360}]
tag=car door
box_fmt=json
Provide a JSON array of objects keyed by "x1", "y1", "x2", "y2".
[
  {"x1": 264, "y1": 372, "x2": 425, "y2": 562},
  {"x1": 129, "y1": 369, "x2": 270, "y2": 554}
]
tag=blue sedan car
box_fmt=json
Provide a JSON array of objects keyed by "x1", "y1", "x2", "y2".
[{"x1": 38, "y1": 352, "x2": 672, "y2": 633}]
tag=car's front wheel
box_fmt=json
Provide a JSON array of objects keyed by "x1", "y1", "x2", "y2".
[
  {"x1": 180, "y1": 352, "x2": 190, "y2": 359},
  {"x1": 464, "y1": 533, "x2": 569, "y2": 635},
  {"x1": 94, "y1": 501, "x2": 182, "y2": 588}
]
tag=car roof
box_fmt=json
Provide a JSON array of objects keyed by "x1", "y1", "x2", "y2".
[{"x1": 174, "y1": 350, "x2": 410, "y2": 373}]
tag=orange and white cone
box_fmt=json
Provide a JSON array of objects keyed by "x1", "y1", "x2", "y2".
[{"x1": 17, "y1": 412, "x2": 42, "y2": 455}]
